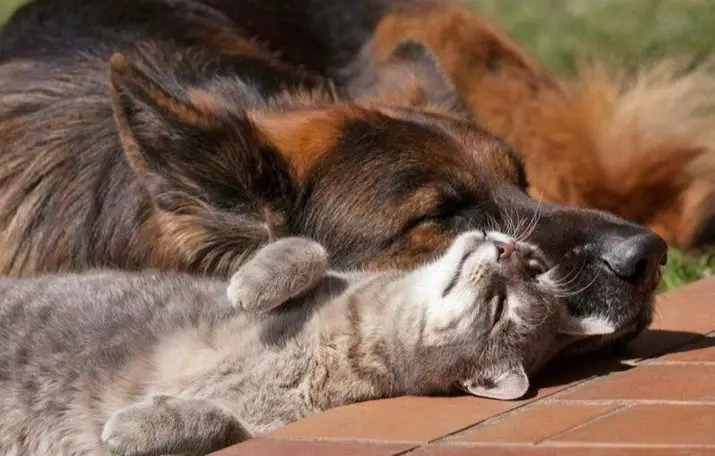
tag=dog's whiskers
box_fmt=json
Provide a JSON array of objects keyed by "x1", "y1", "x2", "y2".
[
  {"x1": 541, "y1": 254, "x2": 594, "y2": 299},
  {"x1": 552, "y1": 268, "x2": 601, "y2": 298},
  {"x1": 549, "y1": 257, "x2": 587, "y2": 289}
]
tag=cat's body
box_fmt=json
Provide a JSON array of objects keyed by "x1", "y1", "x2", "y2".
[{"x1": 0, "y1": 233, "x2": 577, "y2": 456}]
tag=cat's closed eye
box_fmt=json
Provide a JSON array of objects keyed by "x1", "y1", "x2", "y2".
[{"x1": 490, "y1": 293, "x2": 507, "y2": 331}]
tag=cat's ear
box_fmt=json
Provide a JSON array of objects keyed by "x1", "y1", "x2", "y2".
[
  {"x1": 461, "y1": 364, "x2": 529, "y2": 400},
  {"x1": 558, "y1": 315, "x2": 616, "y2": 337},
  {"x1": 346, "y1": 40, "x2": 469, "y2": 115}
]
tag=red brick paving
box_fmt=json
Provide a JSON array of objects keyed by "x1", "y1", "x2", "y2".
[{"x1": 213, "y1": 277, "x2": 715, "y2": 456}]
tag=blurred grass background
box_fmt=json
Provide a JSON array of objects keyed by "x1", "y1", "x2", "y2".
[
  {"x1": 474, "y1": 0, "x2": 715, "y2": 75},
  {"x1": 0, "y1": 0, "x2": 714, "y2": 290},
  {"x1": 0, "y1": 0, "x2": 22, "y2": 23}
]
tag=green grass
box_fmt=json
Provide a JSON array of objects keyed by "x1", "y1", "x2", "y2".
[
  {"x1": 1, "y1": 0, "x2": 714, "y2": 290},
  {"x1": 0, "y1": 0, "x2": 25, "y2": 23},
  {"x1": 660, "y1": 248, "x2": 715, "y2": 291},
  {"x1": 472, "y1": 0, "x2": 715, "y2": 76}
]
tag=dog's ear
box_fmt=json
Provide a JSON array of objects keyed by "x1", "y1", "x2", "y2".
[
  {"x1": 110, "y1": 51, "x2": 358, "y2": 203},
  {"x1": 109, "y1": 52, "x2": 300, "y2": 210},
  {"x1": 461, "y1": 364, "x2": 529, "y2": 400},
  {"x1": 346, "y1": 40, "x2": 470, "y2": 115},
  {"x1": 110, "y1": 53, "x2": 232, "y2": 200}
]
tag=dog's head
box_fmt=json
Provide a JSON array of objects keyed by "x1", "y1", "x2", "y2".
[{"x1": 109, "y1": 40, "x2": 666, "y2": 359}]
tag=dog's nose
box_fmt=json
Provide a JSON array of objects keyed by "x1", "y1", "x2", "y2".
[{"x1": 601, "y1": 231, "x2": 668, "y2": 284}]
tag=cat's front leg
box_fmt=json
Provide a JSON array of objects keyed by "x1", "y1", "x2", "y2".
[
  {"x1": 227, "y1": 237, "x2": 328, "y2": 313},
  {"x1": 102, "y1": 395, "x2": 250, "y2": 456}
]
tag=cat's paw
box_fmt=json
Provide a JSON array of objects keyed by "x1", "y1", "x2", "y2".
[
  {"x1": 102, "y1": 399, "x2": 166, "y2": 456},
  {"x1": 103, "y1": 396, "x2": 249, "y2": 455},
  {"x1": 228, "y1": 237, "x2": 328, "y2": 313}
]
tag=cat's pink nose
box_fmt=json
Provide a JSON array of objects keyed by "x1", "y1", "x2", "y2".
[{"x1": 495, "y1": 241, "x2": 515, "y2": 261}]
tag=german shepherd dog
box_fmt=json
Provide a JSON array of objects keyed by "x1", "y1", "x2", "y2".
[
  {"x1": 190, "y1": 0, "x2": 715, "y2": 248},
  {"x1": 0, "y1": 0, "x2": 667, "y2": 358}
]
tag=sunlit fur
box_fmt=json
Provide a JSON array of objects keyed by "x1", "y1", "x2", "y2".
[{"x1": 0, "y1": 233, "x2": 567, "y2": 455}]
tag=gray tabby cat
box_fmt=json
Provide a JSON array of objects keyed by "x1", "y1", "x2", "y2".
[{"x1": 0, "y1": 231, "x2": 599, "y2": 456}]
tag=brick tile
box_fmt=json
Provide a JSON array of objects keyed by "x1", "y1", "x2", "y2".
[
  {"x1": 621, "y1": 277, "x2": 715, "y2": 360},
  {"x1": 561, "y1": 365, "x2": 715, "y2": 401},
  {"x1": 651, "y1": 276, "x2": 715, "y2": 333},
  {"x1": 652, "y1": 336, "x2": 715, "y2": 363},
  {"x1": 265, "y1": 360, "x2": 607, "y2": 445},
  {"x1": 410, "y1": 446, "x2": 715, "y2": 456},
  {"x1": 624, "y1": 329, "x2": 707, "y2": 362},
  {"x1": 512, "y1": 362, "x2": 606, "y2": 403},
  {"x1": 211, "y1": 438, "x2": 413, "y2": 456},
  {"x1": 269, "y1": 396, "x2": 516, "y2": 443},
  {"x1": 451, "y1": 403, "x2": 617, "y2": 444},
  {"x1": 550, "y1": 404, "x2": 715, "y2": 445},
  {"x1": 532, "y1": 353, "x2": 632, "y2": 393}
]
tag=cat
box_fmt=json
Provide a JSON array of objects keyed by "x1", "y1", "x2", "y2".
[{"x1": 0, "y1": 231, "x2": 593, "y2": 455}]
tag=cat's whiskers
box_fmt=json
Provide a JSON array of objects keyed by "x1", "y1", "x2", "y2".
[{"x1": 517, "y1": 193, "x2": 543, "y2": 243}]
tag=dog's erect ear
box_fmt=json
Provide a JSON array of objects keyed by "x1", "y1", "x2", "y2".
[
  {"x1": 461, "y1": 364, "x2": 529, "y2": 400},
  {"x1": 109, "y1": 52, "x2": 303, "y2": 211},
  {"x1": 109, "y1": 53, "x2": 235, "y2": 200},
  {"x1": 346, "y1": 40, "x2": 469, "y2": 115},
  {"x1": 109, "y1": 52, "x2": 226, "y2": 177},
  {"x1": 110, "y1": 52, "x2": 354, "y2": 193}
]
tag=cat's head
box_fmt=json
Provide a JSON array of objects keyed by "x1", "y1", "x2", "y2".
[{"x1": 404, "y1": 230, "x2": 606, "y2": 400}]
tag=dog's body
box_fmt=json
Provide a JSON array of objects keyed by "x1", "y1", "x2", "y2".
[
  {"x1": 0, "y1": 234, "x2": 574, "y2": 455},
  {"x1": 0, "y1": 0, "x2": 667, "y2": 358}
]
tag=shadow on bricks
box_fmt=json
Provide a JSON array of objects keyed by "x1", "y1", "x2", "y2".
[{"x1": 530, "y1": 328, "x2": 708, "y2": 395}]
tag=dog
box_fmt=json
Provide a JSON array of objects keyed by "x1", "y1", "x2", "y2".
[
  {"x1": 0, "y1": 0, "x2": 666, "y2": 359},
  {"x1": 190, "y1": 0, "x2": 715, "y2": 248}
]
